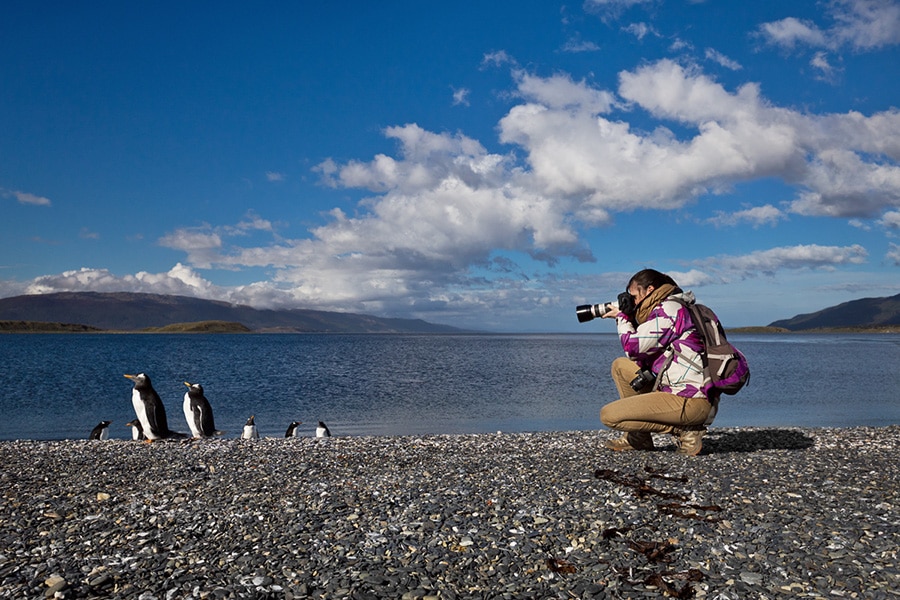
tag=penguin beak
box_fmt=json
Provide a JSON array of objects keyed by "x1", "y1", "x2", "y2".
[
  {"x1": 124, "y1": 374, "x2": 135, "y2": 380},
  {"x1": 184, "y1": 382, "x2": 192, "y2": 388}
]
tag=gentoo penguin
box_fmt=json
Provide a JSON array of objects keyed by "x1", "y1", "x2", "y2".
[
  {"x1": 316, "y1": 421, "x2": 332, "y2": 438},
  {"x1": 182, "y1": 382, "x2": 223, "y2": 438},
  {"x1": 89, "y1": 420, "x2": 112, "y2": 440},
  {"x1": 242, "y1": 415, "x2": 259, "y2": 439},
  {"x1": 284, "y1": 421, "x2": 303, "y2": 437},
  {"x1": 125, "y1": 418, "x2": 145, "y2": 441},
  {"x1": 124, "y1": 373, "x2": 179, "y2": 441}
]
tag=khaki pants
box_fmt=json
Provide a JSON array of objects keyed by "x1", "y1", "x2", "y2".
[{"x1": 600, "y1": 357, "x2": 711, "y2": 434}]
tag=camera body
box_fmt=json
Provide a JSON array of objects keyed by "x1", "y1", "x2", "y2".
[
  {"x1": 630, "y1": 368, "x2": 656, "y2": 392},
  {"x1": 575, "y1": 291, "x2": 637, "y2": 323}
]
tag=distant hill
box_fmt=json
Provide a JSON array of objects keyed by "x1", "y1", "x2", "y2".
[
  {"x1": 0, "y1": 292, "x2": 464, "y2": 334},
  {"x1": 769, "y1": 293, "x2": 900, "y2": 331}
]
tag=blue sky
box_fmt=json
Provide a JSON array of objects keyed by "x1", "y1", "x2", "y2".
[{"x1": 2, "y1": 0, "x2": 899, "y2": 332}]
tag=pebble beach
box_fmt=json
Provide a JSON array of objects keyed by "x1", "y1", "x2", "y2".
[{"x1": 1, "y1": 427, "x2": 898, "y2": 599}]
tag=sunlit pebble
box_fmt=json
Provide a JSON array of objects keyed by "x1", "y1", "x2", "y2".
[{"x1": 0, "y1": 426, "x2": 897, "y2": 598}]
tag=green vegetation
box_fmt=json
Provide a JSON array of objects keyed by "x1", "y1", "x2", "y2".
[
  {"x1": 0, "y1": 320, "x2": 104, "y2": 333},
  {"x1": 140, "y1": 320, "x2": 251, "y2": 333},
  {"x1": 728, "y1": 326, "x2": 791, "y2": 334}
]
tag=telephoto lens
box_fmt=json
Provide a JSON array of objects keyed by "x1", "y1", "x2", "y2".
[{"x1": 575, "y1": 301, "x2": 617, "y2": 323}]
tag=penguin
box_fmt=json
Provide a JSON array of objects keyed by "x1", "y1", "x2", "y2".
[
  {"x1": 284, "y1": 421, "x2": 303, "y2": 437},
  {"x1": 125, "y1": 418, "x2": 145, "y2": 441},
  {"x1": 242, "y1": 415, "x2": 259, "y2": 439},
  {"x1": 182, "y1": 382, "x2": 223, "y2": 438},
  {"x1": 89, "y1": 420, "x2": 112, "y2": 440},
  {"x1": 316, "y1": 421, "x2": 332, "y2": 438},
  {"x1": 124, "y1": 373, "x2": 181, "y2": 441}
]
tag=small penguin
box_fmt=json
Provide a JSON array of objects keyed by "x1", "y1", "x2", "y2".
[
  {"x1": 89, "y1": 420, "x2": 112, "y2": 440},
  {"x1": 182, "y1": 382, "x2": 223, "y2": 438},
  {"x1": 125, "y1": 418, "x2": 145, "y2": 441},
  {"x1": 124, "y1": 373, "x2": 182, "y2": 441},
  {"x1": 285, "y1": 421, "x2": 303, "y2": 437},
  {"x1": 242, "y1": 415, "x2": 259, "y2": 439},
  {"x1": 316, "y1": 421, "x2": 332, "y2": 438}
]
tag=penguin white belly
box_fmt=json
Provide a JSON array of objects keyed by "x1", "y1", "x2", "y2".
[
  {"x1": 242, "y1": 425, "x2": 258, "y2": 439},
  {"x1": 132, "y1": 390, "x2": 154, "y2": 438},
  {"x1": 183, "y1": 394, "x2": 201, "y2": 438},
  {"x1": 98, "y1": 428, "x2": 109, "y2": 440}
]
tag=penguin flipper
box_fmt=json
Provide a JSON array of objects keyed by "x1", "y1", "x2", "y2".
[{"x1": 146, "y1": 394, "x2": 170, "y2": 437}]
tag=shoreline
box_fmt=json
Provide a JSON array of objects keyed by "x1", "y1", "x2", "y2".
[{"x1": 2, "y1": 426, "x2": 898, "y2": 598}]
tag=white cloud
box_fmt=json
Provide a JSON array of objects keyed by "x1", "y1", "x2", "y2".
[
  {"x1": 760, "y1": 0, "x2": 900, "y2": 52},
  {"x1": 22, "y1": 264, "x2": 220, "y2": 298},
  {"x1": 561, "y1": 37, "x2": 601, "y2": 53},
  {"x1": 759, "y1": 16, "x2": 828, "y2": 49},
  {"x1": 2, "y1": 188, "x2": 52, "y2": 206},
  {"x1": 887, "y1": 242, "x2": 900, "y2": 264},
  {"x1": 706, "y1": 204, "x2": 786, "y2": 228},
  {"x1": 481, "y1": 50, "x2": 515, "y2": 69},
  {"x1": 810, "y1": 51, "x2": 839, "y2": 80},
  {"x1": 158, "y1": 227, "x2": 223, "y2": 269},
  {"x1": 452, "y1": 87, "x2": 471, "y2": 106},
  {"x1": 880, "y1": 210, "x2": 900, "y2": 229},
  {"x1": 704, "y1": 48, "x2": 742, "y2": 70},
  {"x1": 703, "y1": 244, "x2": 868, "y2": 277},
  {"x1": 667, "y1": 269, "x2": 718, "y2": 287},
  {"x1": 266, "y1": 171, "x2": 285, "y2": 182},
  {"x1": 622, "y1": 22, "x2": 657, "y2": 41},
  {"x1": 18, "y1": 60, "x2": 891, "y2": 322}
]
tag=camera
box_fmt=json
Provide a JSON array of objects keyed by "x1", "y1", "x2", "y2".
[
  {"x1": 630, "y1": 368, "x2": 656, "y2": 392},
  {"x1": 575, "y1": 292, "x2": 637, "y2": 323},
  {"x1": 576, "y1": 301, "x2": 617, "y2": 323}
]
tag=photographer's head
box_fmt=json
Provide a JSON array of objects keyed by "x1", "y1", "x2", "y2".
[{"x1": 626, "y1": 269, "x2": 678, "y2": 309}]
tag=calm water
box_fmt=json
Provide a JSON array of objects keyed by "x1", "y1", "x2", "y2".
[{"x1": 1, "y1": 333, "x2": 898, "y2": 440}]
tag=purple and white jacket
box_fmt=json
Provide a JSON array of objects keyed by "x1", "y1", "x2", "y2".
[{"x1": 616, "y1": 291, "x2": 707, "y2": 400}]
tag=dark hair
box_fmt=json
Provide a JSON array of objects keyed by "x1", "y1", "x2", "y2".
[{"x1": 627, "y1": 268, "x2": 678, "y2": 290}]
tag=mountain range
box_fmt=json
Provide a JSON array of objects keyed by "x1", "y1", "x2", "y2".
[
  {"x1": 1, "y1": 291, "x2": 899, "y2": 333},
  {"x1": 0, "y1": 292, "x2": 464, "y2": 333},
  {"x1": 767, "y1": 292, "x2": 900, "y2": 331}
]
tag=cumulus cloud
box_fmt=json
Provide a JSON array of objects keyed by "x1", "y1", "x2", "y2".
[
  {"x1": 887, "y1": 242, "x2": 900, "y2": 264},
  {"x1": 760, "y1": 0, "x2": 900, "y2": 52},
  {"x1": 2, "y1": 188, "x2": 51, "y2": 206},
  {"x1": 266, "y1": 171, "x2": 285, "y2": 182},
  {"x1": 880, "y1": 210, "x2": 900, "y2": 229},
  {"x1": 17, "y1": 58, "x2": 895, "y2": 322},
  {"x1": 23, "y1": 264, "x2": 222, "y2": 298},
  {"x1": 158, "y1": 227, "x2": 223, "y2": 269},
  {"x1": 143, "y1": 60, "x2": 894, "y2": 315}
]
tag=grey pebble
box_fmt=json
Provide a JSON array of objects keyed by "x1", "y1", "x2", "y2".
[{"x1": 0, "y1": 426, "x2": 898, "y2": 598}]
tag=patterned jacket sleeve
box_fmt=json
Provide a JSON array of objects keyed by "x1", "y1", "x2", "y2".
[{"x1": 615, "y1": 299, "x2": 684, "y2": 364}]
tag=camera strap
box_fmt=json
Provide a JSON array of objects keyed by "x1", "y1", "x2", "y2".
[{"x1": 652, "y1": 348, "x2": 676, "y2": 392}]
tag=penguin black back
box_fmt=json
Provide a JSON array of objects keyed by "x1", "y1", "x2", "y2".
[
  {"x1": 285, "y1": 421, "x2": 302, "y2": 437},
  {"x1": 89, "y1": 420, "x2": 112, "y2": 440},
  {"x1": 124, "y1": 373, "x2": 172, "y2": 440}
]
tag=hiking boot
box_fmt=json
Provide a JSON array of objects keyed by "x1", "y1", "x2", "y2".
[
  {"x1": 673, "y1": 428, "x2": 704, "y2": 456},
  {"x1": 605, "y1": 432, "x2": 654, "y2": 451}
]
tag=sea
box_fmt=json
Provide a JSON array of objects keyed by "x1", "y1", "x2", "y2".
[{"x1": 1, "y1": 332, "x2": 898, "y2": 441}]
